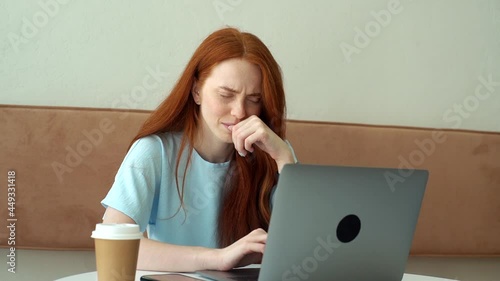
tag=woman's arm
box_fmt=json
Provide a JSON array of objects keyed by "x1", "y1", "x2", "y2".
[{"x1": 103, "y1": 207, "x2": 266, "y2": 272}]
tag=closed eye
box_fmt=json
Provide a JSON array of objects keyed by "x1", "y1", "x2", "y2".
[
  {"x1": 219, "y1": 93, "x2": 234, "y2": 99},
  {"x1": 247, "y1": 95, "x2": 261, "y2": 103}
]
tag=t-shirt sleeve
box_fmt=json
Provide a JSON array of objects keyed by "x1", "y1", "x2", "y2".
[
  {"x1": 285, "y1": 139, "x2": 299, "y2": 164},
  {"x1": 101, "y1": 136, "x2": 163, "y2": 232}
]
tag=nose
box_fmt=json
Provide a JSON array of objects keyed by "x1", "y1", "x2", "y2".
[{"x1": 231, "y1": 99, "x2": 246, "y2": 120}]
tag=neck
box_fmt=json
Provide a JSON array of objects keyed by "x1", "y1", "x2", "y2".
[{"x1": 194, "y1": 128, "x2": 233, "y2": 163}]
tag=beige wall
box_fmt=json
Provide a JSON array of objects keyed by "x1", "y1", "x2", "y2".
[{"x1": 1, "y1": 0, "x2": 499, "y2": 132}]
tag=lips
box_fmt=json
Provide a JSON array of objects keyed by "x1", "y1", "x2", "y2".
[{"x1": 222, "y1": 122, "x2": 234, "y2": 131}]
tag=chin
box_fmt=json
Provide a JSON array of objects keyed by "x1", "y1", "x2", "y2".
[
  {"x1": 220, "y1": 135, "x2": 233, "y2": 144},
  {"x1": 217, "y1": 129, "x2": 233, "y2": 143},
  {"x1": 212, "y1": 131, "x2": 232, "y2": 144}
]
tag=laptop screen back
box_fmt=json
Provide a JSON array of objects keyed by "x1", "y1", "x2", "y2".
[{"x1": 259, "y1": 164, "x2": 428, "y2": 281}]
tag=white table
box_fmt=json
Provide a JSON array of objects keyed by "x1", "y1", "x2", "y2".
[
  {"x1": 55, "y1": 270, "x2": 205, "y2": 281},
  {"x1": 55, "y1": 270, "x2": 458, "y2": 281},
  {"x1": 3, "y1": 249, "x2": 495, "y2": 281}
]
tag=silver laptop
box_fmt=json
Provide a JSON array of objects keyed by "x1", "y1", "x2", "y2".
[{"x1": 197, "y1": 164, "x2": 429, "y2": 281}]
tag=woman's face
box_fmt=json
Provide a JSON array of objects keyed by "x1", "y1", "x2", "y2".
[{"x1": 193, "y1": 58, "x2": 262, "y2": 145}]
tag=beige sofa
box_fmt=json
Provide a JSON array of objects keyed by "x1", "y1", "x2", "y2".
[{"x1": 1, "y1": 104, "x2": 499, "y2": 258}]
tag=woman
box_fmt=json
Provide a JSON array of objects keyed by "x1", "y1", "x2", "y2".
[{"x1": 101, "y1": 27, "x2": 297, "y2": 272}]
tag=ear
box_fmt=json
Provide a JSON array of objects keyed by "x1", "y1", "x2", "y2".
[{"x1": 191, "y1": 80, "x2": 201, "y2": 105}]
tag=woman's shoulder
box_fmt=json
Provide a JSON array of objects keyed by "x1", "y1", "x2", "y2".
[
  {"x1": 131, "y1": 132, "x2": 183, "y2": 150},
  {"x1": 122, "y1": 132, "x2": 180, "y2": 163},
  {"x1": 123, "y1": 132, "x2": 184, "y2": 168}
]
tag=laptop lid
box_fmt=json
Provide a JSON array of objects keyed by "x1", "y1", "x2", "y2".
[
  {"x1": 197, "y1": 164, "x2": 428, "y2": 281},
  {"x1": 258, "y1": 164, "x2": 428, "y2": 281}
]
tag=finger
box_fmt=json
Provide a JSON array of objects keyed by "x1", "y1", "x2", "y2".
[
  {"x1": 232, "y1": 123, "x2": 260, "y2": 156},
  {"x1": 251, "y1": 228, "x2": 267, "y2": 234},
  {"x1": 244, "y1": 233, "x2": 267, "y2": 245},
  {"x1": 242, "y1": 121, "x2": 270, "y2": 152},
  {"x1": 231, "y1": 129, "x2": 247, "y2": 157},
  {"x1": 238, "y1": 252, "x2": 264, "y2": 267},
  {"x1": 228, "y1": 125, "x2": 245, "y2": 156},
  {"x1": 243, "y1": 130, "x2": 266, "y2": 153},
  {"x1": 232, "y1": 115, "x2": 262, "y2": 136},
  {"x1": 244, "y1": 229, "x2": 268, "y2": 243},
  {"x1": 248, "y1": 228, "x2": 268, "y2": 238},
  {"x1": 232, "y1": 115, "x2": 258, "y2": 130},
  {"x1": 241, "y1": 241, "x2": 266, "y2": 255}
]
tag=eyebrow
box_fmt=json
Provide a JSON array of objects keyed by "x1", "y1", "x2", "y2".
[{"x1": 219, "y1": 86, "x2": 261, "y2": 96}]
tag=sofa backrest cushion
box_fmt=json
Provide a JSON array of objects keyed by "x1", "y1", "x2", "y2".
[{"x1": 1, "y1": 105, "x2": 499, "y2": 255}]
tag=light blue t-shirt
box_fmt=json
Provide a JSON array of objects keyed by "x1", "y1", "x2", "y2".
[
  {"x1": 102, "y1": 132, "x2": 297, "y2": 248},
  {"x1": 102, "y1": 132, "x2": 229, "y2": 248}
]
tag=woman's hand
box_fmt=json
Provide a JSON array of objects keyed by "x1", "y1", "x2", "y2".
[
  {"x1": 215, "y1": 228, "x2": 267, "y2": 271},
  {"x1": 229, "y1": 115, "x2": 295, "y2": 172}
]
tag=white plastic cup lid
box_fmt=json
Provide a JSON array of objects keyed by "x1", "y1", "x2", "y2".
[{"x1": 91, "y1": 223, "x2": 143, "y2": 240}]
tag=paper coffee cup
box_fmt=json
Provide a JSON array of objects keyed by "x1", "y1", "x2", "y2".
[{"x1": 91, "y1": 223, "x2": 143, "y2": 281}]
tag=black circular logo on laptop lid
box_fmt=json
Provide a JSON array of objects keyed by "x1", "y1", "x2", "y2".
[{"x1": 336, "y1": 214, "x2": 361, "y2": 243}]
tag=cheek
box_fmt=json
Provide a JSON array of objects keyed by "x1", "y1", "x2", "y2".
[{"x1": 204, "y1": 99, "x2": 229, "y2": 118}]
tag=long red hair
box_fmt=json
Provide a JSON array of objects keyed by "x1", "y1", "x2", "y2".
[{"x1": 130, "y1": 27, "x2": 286, "y2": 247}]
